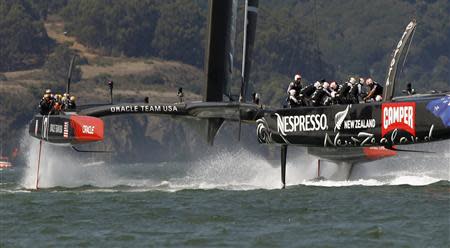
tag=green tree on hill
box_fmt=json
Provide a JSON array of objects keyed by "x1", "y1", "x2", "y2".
[
  {"x1": 0, "y1": 1, "x2": 53, "y2": 71},
  {"x1": 44, "y1": 44, "x2": 82, "y2": 84},
  {"x1": 151, "y1": 0, "x2": 206, "y2": 67},
  {"x1": 61, "y1": 0, "x2": 160, "y2": 57}
]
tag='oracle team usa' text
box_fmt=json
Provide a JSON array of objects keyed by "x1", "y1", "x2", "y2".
[{"x1": 110, "y1": 105, "x2": 178, "y2": 113}]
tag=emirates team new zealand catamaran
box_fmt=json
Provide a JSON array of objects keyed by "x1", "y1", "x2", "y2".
[{"x1": 29, "y1": 0, "x2": 450, "y2": 189}]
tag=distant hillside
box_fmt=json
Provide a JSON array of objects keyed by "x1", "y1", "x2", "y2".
[{"x1": 0, "y1": 15, "x2": 206, "y2": 163}]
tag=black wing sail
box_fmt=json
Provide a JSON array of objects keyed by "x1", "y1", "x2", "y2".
[
  {"x1": 204, "y1": 0, "x2": 238, "y2": 144},
  {"x1": 383, "y1": 20, "x2": 417, "y2": 101},
  {"x1": 240, "y1": 0, "x2": 259, "y2": 102},
  {"x1": 204, "y1": 0, "x2": 238, "y2": 102}
]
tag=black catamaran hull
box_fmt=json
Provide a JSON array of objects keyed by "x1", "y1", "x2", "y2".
[{"x1": 257, "y1": 95, "x2": 450, "y2": 148}]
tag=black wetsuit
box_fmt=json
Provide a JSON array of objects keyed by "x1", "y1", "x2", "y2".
[
  {"x1": 311, "y1": 88, "x2": 326, "y2": 106},
  {"x1": 39, "y1": 99, "x2": 53, "y2": 115},
  {"x1": 67, "y1": 101, "x2": 76, "y2": 110},
  {"x1": 287, "y1": 81, "x2": 302, "y2": 97},
  {"x1": 336, "y1": 83, "x2": 351, "y2": 103},
  {"x1": 299, "y1": 84, "x2": 316, "y2": 106},
  {"x1": 349, "y1": 83, "x2": 363, "y2": 103},
  {"x1": 301, "y1": 85, "x2": 316, "y2": 98},
  {"x1": 367, "y1": 82, "x2": 383, "y2": 100}
]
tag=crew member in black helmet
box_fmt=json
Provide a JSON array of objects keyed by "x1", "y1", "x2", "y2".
[{"x1": 39, "y1": 93, "x2": 53, "y2": 115}]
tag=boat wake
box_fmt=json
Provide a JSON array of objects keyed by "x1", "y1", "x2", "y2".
[
  {"x1": 19, "y1": 135, "x2": 449, "y2": 191},
  {"x1": 302, "y1": 175, "x2": 442, "y2": 187}
]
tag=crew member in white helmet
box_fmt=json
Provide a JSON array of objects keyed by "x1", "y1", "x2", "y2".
[{"x1": 287, "y1": 74, "x2": 303, "y2": 96}]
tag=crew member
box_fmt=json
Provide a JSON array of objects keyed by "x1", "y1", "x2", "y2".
[
  {"x1": 67, "y1": 96, "x2": 77, "y2": 110},
  {"x1": 322, "y1": 82, "x2": 332, "y2": 106},
  {"x1": 51, "y1": 102, "x2": 62, "y2": 115},
  {"x1": 252, "y1": 92, "x2": 260, "y2": 105},
  {"x1": 45, "y1": 89, "x2": 53, "y2": 99},
  {"x1": 363, "y1": 78, "x2": 383, "y2": 101},
  {"x1": 337, "y1": 80, "x2": 352, "y2": 104},
  {"x1": 61, "y1": 93, "x2": 70, "y2": 110},
  {"x1": 405, "y1": 83, "x2": 416, "y2": 95},
  {"x1": 349, "y1": 77, "x2": 363, "y2": 103},
  {"x1": 54, "y1": 94, "x2": 62, "y2": 104},
  {"x1": 287, "y1": 74, "x2": 303, "y2": 97},
  {"x1": 311, "y1": 81, "x2": 326, "y2": 106},
  {"x1": 39, "y1": 94, "x2": 53, "y2": 115},
  {"x1": 288, "y1": 90, "x2": 300, "y2": 108},
  {"x1": 177, "y1": 87, "x2": 184, "y2": 102},
  {"x1": 322, "y1": 82, "x2": 331, "y2": 96}
]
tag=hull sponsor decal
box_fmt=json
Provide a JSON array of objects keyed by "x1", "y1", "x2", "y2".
[
  {"x1": 426, "y1": 96, "x2": 450, "y2": 127},
  {"x1": 334, "y1": 105, "x2": 375, "y2": 131},
  {"x1": 276, "y1": 113, "x2": 328, "y2": 136},
  {"x1": 70, "y1": 116, "x2": 104, "y2": 142},
  {"x1": 63, "y1": 122, "x2": 69, "y2": 138},
  {"x1": 49, "y1": 124, "x2": 63, "y2": 134},
  {"x1": 382, "y1": 102, "x2": 415, "y2": 137},
  {"x1": 334, "y1": 105, "x2": 350, "y2": 131}
]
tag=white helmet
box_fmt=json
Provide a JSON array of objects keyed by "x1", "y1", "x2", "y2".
[
  {"x1": 323, "y1": 82, "x2": 330, "y2": 89},
  {"x1": 294, "y1": 74, "x2": 302, "y2": 81},
  {"x1": 349, "y1": 77, "x2": 356, "y2": 84},
  {"x1": 314, "y1": 81, "x2": 321, "y2": 89}
]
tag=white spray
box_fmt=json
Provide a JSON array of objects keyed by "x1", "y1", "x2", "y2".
[{"x1": 20, "y1": 127, "x2": 449, "y2": 190}]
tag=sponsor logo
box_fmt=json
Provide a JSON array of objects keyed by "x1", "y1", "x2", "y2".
[
  {"x1": 71, "y1": 116, "x2": 104, "y2": 142},
  {"x1": 110, "y1": 105, "x2": 178, "y2": 113},
  {"x1": 334, "y1": 105, "x2": 375, "y2": 130},
  {"x1": 63, "y1": 122, "x2": 69, "y2": 138},
  {"x1": 276, "y1": 113, "x2": 328, "y2": 136},
  {"x1": 382, "y1": 102, "x2": 416, "y2": 137},
  {"x1": 49, "y1": 124, "x2": 63, "y2": 134},
  {"x1": 426, "y1": 96, "x2": 450, "y2": 127},
  {"x1": 82, "y1": 125, "x2": 95, "y2": 135},
  {"x1": 343, "y1": 119, "x2": 376, "y2": 129},
  {"x1": 334, "y1": 105, "x2": 350, "y2": 131}
]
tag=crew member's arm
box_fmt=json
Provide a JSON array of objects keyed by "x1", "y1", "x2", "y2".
[
  {"x1": 287, "y1": 82, "x2": 293, "y2": 94},
  {"x1": 364, "y1": 86, "x2": 377, "y2": 100}
]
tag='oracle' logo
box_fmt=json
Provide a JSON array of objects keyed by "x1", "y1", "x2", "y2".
[
  {"x1": 82, "y1": 125, "x2": 95, "y2": 135},
  {"x1": 382, "y1": 102, "x2": 416, "y2": 137}
]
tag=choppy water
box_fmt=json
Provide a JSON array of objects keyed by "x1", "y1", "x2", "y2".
[{"x1": 1, "y1": 139, "x2": 449, "y2": 247}]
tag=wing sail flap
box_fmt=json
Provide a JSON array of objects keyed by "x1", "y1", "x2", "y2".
[{"x1": 384, "y1": 20, "x2": 417, "y2": 101}]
